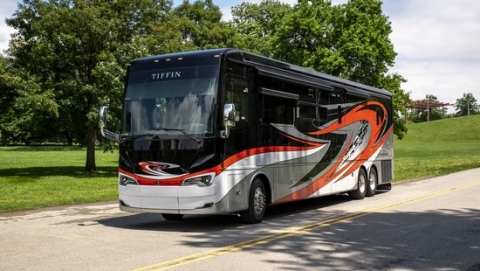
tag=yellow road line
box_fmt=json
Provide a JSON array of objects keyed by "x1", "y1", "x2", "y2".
[{"x1": 133, "y1": 179, "x2": 480, "y2": 271}]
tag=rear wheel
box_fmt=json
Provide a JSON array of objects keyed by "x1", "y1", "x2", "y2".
[
  {"x1": 350, "y1": 168, "x2": 367, "y2": 200},
  {"x1": 240, "y1": 178, "x2": 267, "y2": 224},
  {"x1": 366, "y1": 167, "x2": 378, "y2": 197},
  {"x1": 161, "y1": 214, "x2": 184, "y2": 221}
]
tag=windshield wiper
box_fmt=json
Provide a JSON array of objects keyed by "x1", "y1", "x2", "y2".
[
  {"x1": 119, "y1": 128, "x2": 201, "y2": 144},
  {"x1": 154, "y1": 127, "x2": 201, "y2": 144},
  {"x1": 118, "y1": 133, "x2": 153, "y2": 145}
]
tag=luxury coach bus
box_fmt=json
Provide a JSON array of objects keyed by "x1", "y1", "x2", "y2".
[{"x1": 99, "y1": 48, "x2": 393, "y2": 224}]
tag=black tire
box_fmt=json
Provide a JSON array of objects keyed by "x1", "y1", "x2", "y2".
[
  {"x1": 350, "y1": 168, "x2": 367, "y2": 200},
  {"x1": 161, "y1": 213, "x2": 184, "y2": 221},
  {"x1": 366, "y1": 167, "x2": 378, "y2": 197},
  {"x1": 240, "y1": 178, "x2": 267, "y2": 224}
]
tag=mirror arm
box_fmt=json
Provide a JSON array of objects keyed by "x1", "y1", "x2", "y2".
[{"x1": 102, "y1": 128, "x2": 119, "y2": 142}]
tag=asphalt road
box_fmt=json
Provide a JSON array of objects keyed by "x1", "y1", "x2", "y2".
[{"x1": 1, "y1": 168, "x2": 480, "y2": 271}]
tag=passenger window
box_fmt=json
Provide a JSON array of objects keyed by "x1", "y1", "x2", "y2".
[
  {"x1": 263, "y1": 95, "x2": 295, "y2": 124},
  {"x1": 330, "y1": 92, "x2": 344, "y2": 105},
  {"x1": 299, "y1": 103, "x2": 317, "y2": 119}
]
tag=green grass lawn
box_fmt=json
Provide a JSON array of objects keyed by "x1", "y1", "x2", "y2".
[
  {"x1": 0, "y1": 115, "x2": 479, "y2": 213},
  {"x1": 394, "y1": 115, "x2": 480, "y2": 181},
  {"x1": 0, "y1": 146, "x2": 118, "y2": 212},
  {"x1": 394, "y1": 142, "x2": 480, "y2": 181}
]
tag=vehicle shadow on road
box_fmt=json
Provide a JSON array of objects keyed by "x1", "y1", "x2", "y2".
[
  {"x1": 96, "y1": 189, "x2": 394, "y2": 232},
  {"x1": 96, "y1": 193, "x2": 363, "y2": 232}
]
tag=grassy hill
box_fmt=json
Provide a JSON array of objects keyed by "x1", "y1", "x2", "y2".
[
  {"x1": 394, "y1": 115, "x2": 480, "y2": 181},
  {"x1": 400, "y1": 115, "x2": 480, "y2": 142}
]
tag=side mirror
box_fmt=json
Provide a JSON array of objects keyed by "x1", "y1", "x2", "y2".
[
  {"x1": 99, "y1": 106, "x2": 108, "y2": 133},
  {"x1": 222, "y1": 104, "x2": 237, "y2": 138},
  {"x1": 99, "y1": 106, "x2": 119, "y2": 142}
]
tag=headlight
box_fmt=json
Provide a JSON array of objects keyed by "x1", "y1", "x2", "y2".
[
  {"x1": 119, "y1": 175, "x2": 138, "y2": 186},
  {"x1": 182, "y1": 175, "x2": 214, "y2": 187}
]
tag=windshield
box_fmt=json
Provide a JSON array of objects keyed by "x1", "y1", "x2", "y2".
[{"x1": 121, "y1": 65, "x2": 218, "y2": 136}]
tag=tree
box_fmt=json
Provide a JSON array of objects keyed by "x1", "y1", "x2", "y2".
[
  {"x1": 267, "y1": 0, "x2": 397, "y2": 82},
  {"x1": 269, "y1": 0, "x2": 339, "y2": 70},
  {"x1": 232, "y1": 0, "x2": 410, "y2": 139},
  {"x1": 455, "y1": 93, "x2": 479, "y2": 116},
  {"x1": 0, "y1": 55, "x2": 58, "y2": 145},
  {"x1": 230, "y1": 0, "x2": 291, "y2": 56},
  {"x1": 6, "y1": 0, "x2": 173, "y2": 171},
  {"x1": 170, "y1": 0, "x2": 235, "y2": 50}
]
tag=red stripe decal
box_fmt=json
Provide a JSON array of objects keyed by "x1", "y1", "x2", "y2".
[{"x1": 273, "y1": 101, "x2": 392, "y2": 204}]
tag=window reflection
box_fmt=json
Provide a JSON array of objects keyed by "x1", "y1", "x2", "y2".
[{"x1": 122, "y1": 66, "x2": 217, "y2": 135}]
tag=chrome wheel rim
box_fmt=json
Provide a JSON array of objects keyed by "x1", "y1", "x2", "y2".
[
  {"x1": 369, "y1": 172, "x2": 377, "y2": 191},
  {"x1": 253, "y1": 187, "x2": 266, "y2": 214},
  {"x1": 359, "y1": 173, "x2": 366, "y2": 194}
]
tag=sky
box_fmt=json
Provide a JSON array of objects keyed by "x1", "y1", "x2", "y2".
[{"x1": 1, "y1": 0, "x2": 480, "y2": 111}]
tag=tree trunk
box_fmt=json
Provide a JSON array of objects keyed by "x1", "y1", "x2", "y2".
[{"x1": 85, "y1": 123, "x2": 96, "y2": 172}]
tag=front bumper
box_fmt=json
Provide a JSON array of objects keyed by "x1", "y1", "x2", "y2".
[{"x1": 118, "y1": 183, "x2": 226, "y2": 215}]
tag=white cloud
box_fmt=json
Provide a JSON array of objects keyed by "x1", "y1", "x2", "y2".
[
  {"x1": 385, "y1": 0, "x2": 480, "y2": 109},
  {"x1": 0, "y1": 0, "x2": 18, "y2": 55},
  {"x1": 0, "y1": 24, "x2": 15, "y2": 54},
  {"x1": 220, "y1": 6, "x2": 233, "y2": 22},
  {"x1": 389, "y1": 0, "x2": 480, "y2": 61},
  {"x1": 395, "y1": 60, "x2": 480, "y2": 102}
]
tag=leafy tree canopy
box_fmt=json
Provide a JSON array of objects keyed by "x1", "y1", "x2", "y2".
[
  {"x1": 455, "y1": 93, "x2": 479, "y2": 116},
  {"x1": 2, "y1": 0, "x2": 412, "y2": 170},
  {"x1": 5, "y1": 0, "x2": 174, "y2": 171},
  {"x1": 230, "y1": 0, "x2": 291, "y2": 56},
  {"x1": 232, "y1": 0, "x2": 410, "y2": 139}
]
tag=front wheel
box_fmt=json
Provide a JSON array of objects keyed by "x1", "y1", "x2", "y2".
[
  {"x1": 240, "y1": 178, "x2": 267, "y2": 224},
  {"x1": 350, "y1": 168, "x2": 367, "y2": 200}
]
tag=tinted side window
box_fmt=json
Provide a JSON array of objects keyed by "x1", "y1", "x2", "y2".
[
  {"x1": 330, "y1": 92, "x2": 344, "y2": 105},
  {"x1": 263, "y1": 95, "x2": 296, "y2": 124},
  {"x1": 346, "y1": 94, "x2": 367, "y2": 104},
  {"x1": 299, "y1": 103, "x2": 317, "y2": 119}
]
